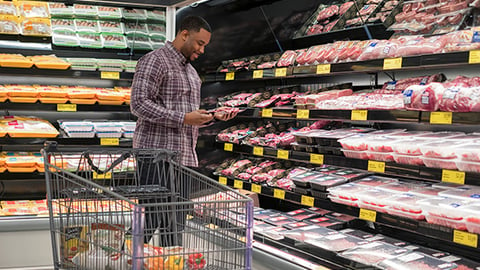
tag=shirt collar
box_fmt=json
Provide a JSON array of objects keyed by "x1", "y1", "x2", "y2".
[{"x1": 165, "y1": 41, "x2": 187, "y2": 65}]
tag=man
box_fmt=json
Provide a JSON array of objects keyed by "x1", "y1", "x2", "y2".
[{"x1": 130, "y1": 16, "x2": 236, "y2": 245}]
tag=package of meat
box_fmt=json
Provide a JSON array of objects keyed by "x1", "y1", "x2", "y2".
[
  {"x1": 354, "y1": 175, "x2": 398, "y2": 187},
  {"x1": 439, "y1": 185, "x2": 480, "y2": 203},
  {"x1": 339, "y1": 228, "x2": 376, "y2": 240},
  {"x1": 327, "y1": 183, "x2": 369, "y2": 206},
  {"x1": 367, "y1": 151, "x2": 395, "y2": 162},
  {"x1": 340, "y1": 241, "x2": 409, "y2": 265},
  {"x1": 393, "y1": 153, "x2": 425, "y2": 166},
  {"x1": 316, "y1": 4, "x2": 340, "y2": 21},
  {"x1": 392, "y1": 138, "x2": 430, "y2": 156},
  {"x1": 305, "y1": 233, "x2": 367, "y2": 252},
  {"x1": 283, "y1": 225, "x2": 337, "y2": 242},
  {"x1": 422, "y1": 157, "x2": 458, "y2": 170},
  {"x1": 411, "y1": 186, "x2": 449, "y2": 197},
  {"x1": 460, "y1": 203, "x2": 480, "y2": 234},
  {"x1": 251, "y1": 173, "x2": 273, "y2": 183},
  {"x1": 455, "y1": 143, "x2": 480, "y2": 162},
  {"x1": 305, "y1": 216, "x2": 345, "y2": 230},
  {"x1": 357, "y1": 40, "x2": 400, "y2": 61},
  {"x1": 382, "y1": 74, "x2": 445, "y2": 91},
  {"x1": 254, "y1": 209, "x2": 282, "y2": 221},
  {"x1": 264, "y1": 215, "x2": 297, "y2": 227},
  {"x1": 277, "y1": 50, "x2": 298, "y2": 67},
  {"x1": 417, "y1": 196, "x2": 469, "y2": 226},
  {"x1": 419, "y1": 140, "x2": 466, "y2": 159},
  {"x1": 285, "y1": 209, "x2": 319, "y2": 221},
  {"x1": 403, "y1": 83, "x2": 445, "y2": 111},
  {"x1": 378, "y1": 252, "x2": 457, "y2": 270},
  {"x1": 385, "y1": 193, "x2": 428, "y2": 220},
  {"x1": 309, "y1": 175, "x2": 349, "y2": 191},
  {"x1": 356, "y1": 188, "x2": 397, "y2": 213}
]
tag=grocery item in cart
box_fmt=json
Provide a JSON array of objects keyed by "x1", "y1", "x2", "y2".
[
  {"x1": 60, "y1": 225, "x2": 89, "y2": 261},
  {"x1": 341, "y1": 241, "x2": 409, "y2": 265},
  {"x1": 378, "y1": 252, "x2": 457, "y2": 270},
  {"x1": 305, "y1": 233, "x2": 367, "y2": 252}
]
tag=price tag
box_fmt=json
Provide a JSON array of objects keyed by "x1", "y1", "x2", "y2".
[
  {"x1": 383, "y1": 57, "x2": 403, "y2": 70},
  {"x1": 100, "y1": 138, "x2": 119, "y2": 146},
  {"x1": 301, "y1": 195, "x2": 315, "y2": 207},
  {"x1": 93, "y1": 171, "x2": 112, "y2": 179},
  {"x1": 253, "y1": 70, "x2": 263, "y2": 79},
  {"x1": 224, "y1": 143, "x2": 233, "y2": 152},
  {"x1": 297, "y1": 109, "x2": 310, "y2": 119},
  {"x1": 234, "y1": 180, "x2": 243, "y2": 189},
  {"x1": 101, "y1": 71, "x2": 120, "y2": 80},
  {"x1": 273, "y1": 189, "x2": 285, "y2": 200},
  {"x1": 359, "y1": 208, "x2": 377, "y2": 222},
  {"x1": 430, "y1": 112, "x2": 453, "y2": 124},
  {"x1": 251, "y1": 184, "x2": 262, "y2": 194},
  {"x1": 219, "y1": 176, "x2": 227, "y2": 185},
  {"x1": 469, "y1": 50, "x2": 480, "y2": 64},
  {"x1": 368, "y1": 160, "x2": 385, "y2": 173},
  {"x1": 275, "y1": 67, "x2": 287, "y2": 77},
  {"x1": 310, "y1": 154, "x2": 324, "y2": 165},
  {"x1": 453, "y1": 230, "x2": 478, "y2": 248},
  {"x1": 262, "y1": 108, "x2": 273, "y2": 118},
  {"x1": 351, "y1": 110, "x2": 368, "y2": 121},
  {"x1": 316, "y1": 64, "x2": 331, "y2": 74},
  {"x1": 253, "y1": 147, "x2": 264, "y2": 156},
  {"x1": 277, "y1": 150, "x2": 289, "y2": 160},
  {"x1": 442, "y1": 170, "x2": 466, "y2": 185},
  {"x1": 57, "y1": 104, "x2": 77, "y2": 112},
  {"x1": 225, "y1": 72, "x2": 235, "y2": 81}
]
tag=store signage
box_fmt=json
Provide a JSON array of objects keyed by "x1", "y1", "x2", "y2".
[
  {"x1": 277, "y1": 150, "x2": 289, "y2": 160},
  {"x1": 224, "y1": 143, "x2": 233, "y2": 152},
  {"x1": 274, "y1": 189, "x2": 285, "y2": 200},
  {"x1": 316, "y1": 64, "x2": 331, "y2": 74},
  {"x1": 225, "y1": 72, "x2": 235, "y2": 81},
  {"x1": 93, "y1": 171, "x2": 112, "y2": 179},
  {"x1": 262, "y1": 108, "x2": 273, "y2": 118},
  {"x1": 234, "y1": 180, "x2": 243, "y2": 189},
  {"x1": 359, "y1": 208, "x2": 377, "y2": 222},
  {"x1": 301, "y1": 195, "x2": 315, "y2": 207},
  {"x1": 430, "y1": 112, "x2": 453, "y2": 124},
  {"x1": 100, "y1": 138, "x2": 119, "y2": 146},
  {"x1": 297, "y1": 109, "x2": 310, "y2": 119},
  {"x1": 368, "y1": 160, "x2": 385, "y2": 173},
  {"x1": 351, "y1": 110, "x2": 368, "y2": 121},
  {"x1": 453, "y1": 230, "x2": 478, "y2": 248},
  {"x1": 275, "y1": 68, "x2": 287, "y2": 77},
  {"x1": 253, "y1": 147, "x2": 264, "y2": 156},
  {"x1": 251, "y1": 184, "x2": 262, "y2": 194},
  {"x1": 310, "y1": 154, "x2": 324, "y2": 165},
  {"x1": 219, "y1": 176, "x2": 227, "y2": 185},
  {"x1": 253, "y1": 70, "x2": 263, "y2": 79},
  {"x1": 442, "y1": 169, "x2": 465, "y2": 185},
  {"x1": 469, "y1": 50, "x2": 480, "y2": 64},
  {"x1": 57, "y1": 104, "x2": 77, "y2": 112},
  {"x1": 101, "y1": 71, "x2": 120, "y2": 80},
  {"x1": 383, "y1": 57, "x2": 402, "y2": 70}
]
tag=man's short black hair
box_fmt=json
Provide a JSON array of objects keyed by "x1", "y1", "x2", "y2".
[{"x1": 179, "y1": 16, "x2": 211, "y2": 33}]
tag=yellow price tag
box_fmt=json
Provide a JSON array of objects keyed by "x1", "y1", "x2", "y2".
[
  {"x1": 351, "y1": 110, "x2": 368, "y2": 121},
  {"x1": 101, "y1": 71, "x2": 120, "y2": 80},
  {"x1": 310, "y1": 154, "x2": 324, "y2": 165},
  {"x1": 225, "y1": 72, "x2": 235, "y2": 81},
  {"x1": 253, "y1": 147, "x2": 264, "y2": 156},
  {"x1": 453, "y1": 230, "x2": 478, "y2": 248},
  {"x1": 234, "y1": 180, "x2": 243, "y2": 189},
  {"x1": 430, "y1": 112, "x2": 453, "y2": 124},
  {"x1": 57, "y1": 104, "x2": 77, "y2": 112},
  {"x1": 359, "y1": 208, "x2": 377, "y2": 222},
  {"x1": 224, "y1": 143, "x2": 233, "y2": 152},
  {"x1": 253, "y1": 70, "x2": 263, "y2": 79},
  {"x1": 273, "y1": 189, "x2": 285, "y2": 200},
  {"x1": 262, "y1": 108, "x2": 273, "y2": 118},
  {"x1": 383, "y1": 57, "x2": 402, "y2": 70},
  {"x1": 469, "y1": 50, "x2": 480, "y2": 64},
  {"x1": 368, "y1": 160, "x2": 385, "y2": 173},
  {"x1": 251, "y1": 184, "x2": 262, "y2": 194},
  {"x1": 297, "y1": 109, "x2": 310, "y2": 119},
  {"x1": 277, "y1": 150, "x2": 289, "y2": 160},
  {"x1": 93, "y1": 171, "x2": 112, "y2": 179},
  {"x1": 100, "y1": 138, "x2": 119, "y2": 146},
  {"x1": 275, "y1": 67, "x2": 287, "y2": 77},
  {"x1": 442, "y1": 170, "x2": 466, "y2": 185},
  {"x1": 316, "y1": 64, "x2": 331, "y2": 74},
  {"x1": 301, "y1": 195, "x2": 315, "y2": 207},
  {"x1": 219, "y1": 176, "x2": 227, "y2": 185}
]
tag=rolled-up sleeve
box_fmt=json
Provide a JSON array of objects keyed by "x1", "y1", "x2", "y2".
[{"x1": 130, "y1": 55, "x2": 185, "y2": 129}]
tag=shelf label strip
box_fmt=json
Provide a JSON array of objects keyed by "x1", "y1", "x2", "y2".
[
  {"x1": 301, "y1": 195, "x2": 315, "y2": 207},
  {"x1": 234, "y1": 180, "x2": 243, "y2": 189},
  {"x1": 277, "y1": 150, "x2": 289, "y2": 160},
  {"x1": 253, "y1": 70, "x2": 263, "y2": 79},
  {"x1": 310, "y1": 154, "x2": 324, "y2": 165},
  {"x1": 351, "y1": 110, "x2": 368, "y2": 121},
  {"x1": 262, "y1": 108, "x2": 273, "y2": 118},
  {"x1": 219, "y1": 176, "x2": 227, "y2": 185},
  {"x1": 430, "y1": 112, "x2": 453, "y2": 124},
  {"x1": 251, "y1": 184, "x2": 262, "y2": 194},
  {"x1": 93, "y1": 171, "x2": 112, "y2": 179},
  {"x1": 368, "y1": 160, "x2": 385, "y2": 173},
  {"x1": 224, "y1": 143, "x2": 233, "y2": 152},
  {"x1": 274, "y1": 189, "x2": 285, "y2": 200},
  {"x1": 359, "y1": 208, "x2": 377, "y2": 222},
  {"x1": 442, "y1": 169, "x2": 465, "y2": 185},
  {"x1": 225, "y1": 72, "x2": 235, "y2": 81},
  {"x1": 100, "y1": 138, "x2": 119, "y2": 146},
  {"x1": 453, "y1": 230, "x2": 478, "y2": 248},
  {"x1": 383, "y1": 57, "x2": 402, "y2": 70},
  {"x1": 101, "y1": 71, "x2": 120, "y2": 80},
  {"x1": 297, "y1": 109, "x2": 310, "y2": 119},
  {"x1": 253, "y1": 146, "x2": 264, "y2": 156},
  {"x1": 316, "y1": 64, "x2": 331, "y2": 74},
  {"x1": 275, "y1": 68, "x2": 287, "y2": 77},
  {"x1": 57, "y1": 104, "x2": 77, "y2": 112}
]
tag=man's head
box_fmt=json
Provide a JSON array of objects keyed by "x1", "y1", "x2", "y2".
[{"x1": 174, "y1": 16, "x2": 211, "y2": 62}]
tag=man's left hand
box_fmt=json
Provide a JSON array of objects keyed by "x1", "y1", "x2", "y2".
[{"x1": 213, "y1": 107, "x2": 239, "y2": 121}]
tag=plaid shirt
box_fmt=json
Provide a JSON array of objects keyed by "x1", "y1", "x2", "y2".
[{"x1": 131, "y1": 42, "x2": 201, "y2": 167}]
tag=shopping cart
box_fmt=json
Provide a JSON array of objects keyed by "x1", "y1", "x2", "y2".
[{"x1": 42, "y1": 142, "x2": 253, "y2": 270}]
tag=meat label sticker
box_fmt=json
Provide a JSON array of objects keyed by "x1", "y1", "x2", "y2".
[
  {"x1": 316, "y1": 64, "x2": 331, "y2": 74},
  {"x1": 297, "y1": 109, "x2": 310, "y2": 119},
  {"x1": 234, "y1": 180, "x2": 243, "y2": 189},
  {"x1": 383, "y1": 57, "x2": 402, "y2": 70},
  {"x1": 277, "y1": 150, "x2": 289, "y2": 160},
  {"x1": 274, "y1": 189, "x2": 285, "y2": 200},
  {"x1": 430, "y1": 112, "x2": 453, "y2": 124},
  {"x1": 57, "y1": 104, "x2": 77, "y2": 112},
  {"x1": 100, "y1": 138, "x2": 119, "y2": 146},
  {"x1": 219, "y1": 176, "x2": 227, "y2": 185},
  {"x1": 93, "y1": 171, "x2": 112, "y2": 179},
  {"x1": 100, "y1": 71, "x2": 120, "y2": 80},
  {"x1": 275, "y1": 68, "x2": 287, "y2": 77},
  {"x1": 453, "y1": 230, "x2": 478, "y2": 248},
  {"x1": 224, "y1": 143, "x2": 233, "y2": 152},
  {"x1": 468, "y1": 50, "x2": 480, "y2": 64},
  {"x1": 253, "y1": 70, "x2": 263, "y2": 79},
  {"x1": 359, "y1": 208, "x2": 377, "y2": 222},
  {"x1": 301, "y1": 195, "x2": 315, "y2": 207},
  {"x1": 442, "y1": 169, "x2": 465, "y2": 185},
  {"x1": 368, "y1": 160, "x2": 385, "y2": 173},
  {"x1": 251, "y1": 184, "x2": 262, "y2": 194},
  {"x1": 310, "y1": 154, "x2": 324, "y2": 165},
  {"x1": 262, "y1": 108, "x2": 273, "y2": 118},
  {"x1": 225, "y1": 72, "x2": 235, "y2": 81},
  {"x1": 351, "y1": 110, "x2": 368, "y2": 121},
  {"x1": 253, "y1": 146, "x2": 264, "y2": 156}
]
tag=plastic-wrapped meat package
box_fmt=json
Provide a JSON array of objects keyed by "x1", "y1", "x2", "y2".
[
  {"x1": 366, "y1": 136, "x2": 400, "y2": 152},
  {"x1": 356, "y1": 188, "x2": 397, "y2": 212},
  {"x1": 277, "y1": 50, "x2": 298, "y2": 67},
  {"x1": 443, "y1": 30, "x2": 480, "y2": 53},
  {"x1": 439, "y1": 85, "x2": 468, "y2": 112},
  {"x1": 283, "y1": 226, "x2": 337, "y2": 242},
  {"x1": 454, "y1": 86, "x2": 480, "y2": 112},
  {"x1": 300, "y1": 45, "x2": 324, "y2": 65},
  {"x1": 417, "y1": 196, "x2": 469, "y2": 229},
  {"x1": 221, "y1": 159, "x2": 252, "y2": 176},
  {"x1": 327, "y1": 183, "x2": 369, "y2": 206},
  {"x1": 357, "y1": 40, "x2": 399, "y2": 61},
  {"x1": 315, "y1": 44, "x2": 336, "y2": 64},
  {"x1": 460, "y1": 204, "x2": 480, "y2": 234},
  {"x1": 455, "y1": 144, "x2": 480, "y2": 163},
  {"x1": 439, "y1": 185, "x2": 480, "y2": 203},
  {"x1": 272, "y1": 177, "x2": 294, "y2": 190},
  {"x1": 381, "y1": 74, "x2": 445, "y2": 92},
  {"x1": 251, "y1": 173, "x2": 273, "y2": 183},
  {"x1": 338, "y1": 134, "x2": 371, "y2": 151},
  {"x1": 386, "y1": 193, "x2": 428, "y2": 220},
  {"x1": 379, "y1": 181, "x2": 429, "y2": 193},
  {"x1": 339, "y1": 2, "x2": 354, "y2": 15},
  {"x1": 237, "y1": 172, "x2": 252, "y2": 180},
  {"x1": 316, "y1": 4, "x2": 339, "y2": 21},
  {"x1": 354, "y1": 175, "x2": 398, "y2": 187},
  {"x1": 419, "y1": 140, "x2": 466, "y2": 159},
  {"x1": 379, "y1": 252, "x2": 457, "y2": 270},
  {"x1": 393, "y1": 138, "x2": 430, "y2": 156},
  {"x1": 340, "y1": 241, "x2": 409, "y2": 265},
  {"x1": 305, "y1": 233, "x2": 367, "y2": 252},
  {"x1": 403, "y1": 83, "x2": 445, "y2": 111},
  {"x1": 394, "y1": 35, "x2": 447, "y2": 57},
  {"x1": 324, "y1": 19, "x2": 339, "y2": 33},
  {"x1": 411, "y1": 186, "x2": 449, "y2": 197},
  {"x1": 393, "y1": 153, "x2": 425, "y2": 166}
]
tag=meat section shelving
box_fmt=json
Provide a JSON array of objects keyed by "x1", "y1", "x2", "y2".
[{"x1": 0, "y1": 67, "x2": 135, "y2": 81}]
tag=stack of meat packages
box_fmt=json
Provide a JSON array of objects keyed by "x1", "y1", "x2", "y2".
[
  {"x1": 367, "y1": 0, "x2": 400, "y2": 23},
  {"x1": 345, "y1": 0, "x2": 381, "y2": 27},
  {"x1": 306, "y1": 1, "x2": 354, "y2": 36}
]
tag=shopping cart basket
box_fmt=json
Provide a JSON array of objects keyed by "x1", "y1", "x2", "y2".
[{"x1": 42, "y1": 142, "x2": 253, "y2": 270}]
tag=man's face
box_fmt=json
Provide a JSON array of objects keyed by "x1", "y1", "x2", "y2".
[{"x1": 180, "y1": 28, "x2": 211, "y2": 62}]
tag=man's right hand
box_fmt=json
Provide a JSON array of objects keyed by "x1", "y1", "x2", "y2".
[{"x1": 183, "y1": 110, "x2": 214, "y2": 126}]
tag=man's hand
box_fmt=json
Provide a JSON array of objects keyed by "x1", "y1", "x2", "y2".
[
  {"x1": 214, "y1": 107, "x2": 239, "y2": 121},
  {"x1": 184, "y1": 110, "x2": 214, "y2": 126}
]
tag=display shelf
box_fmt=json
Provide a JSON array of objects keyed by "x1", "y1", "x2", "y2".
[
  {"x1": 0, "y1": 172, "x2": 44, "y2": 180},
  {"x1": 217, "y1": 142, "x2": 480, "y2": 186},
  {"x1": 0, "y1": 137, "x2": 132, "y2": 148},
  {"x1": 1, "y1": 102, "x2": 131, "y2": 112},
  {"x1": 0, "y1": 67, "x2": 134, "y2": 81},
  {"x1": 203, "y1": 51, "x2": 477, "y2": 83},
  {"x1": 217, "y1": 175, "x2": 480, "y2": 255}
]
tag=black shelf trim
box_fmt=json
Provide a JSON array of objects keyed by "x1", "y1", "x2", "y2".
[{"x1": 0, "y1": 67, "x2": 134, "y2": 80}]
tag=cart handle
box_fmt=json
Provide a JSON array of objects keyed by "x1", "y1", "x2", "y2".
[{"x1": 83, "y1": 152, "x2": 131, "y2": 174}]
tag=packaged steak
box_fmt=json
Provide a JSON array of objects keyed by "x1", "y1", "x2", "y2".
[
  {"x1": 285, "y1": 209, "x2": 320, "y2": 221},
  {"x1": 457, "y1": 203, "x2": 480, "y2": 234},
  {"x1": 254, "y1": 209, "x2": 282, "y2": 221},
  {"x1": 283, "y1": 221, "x2": 312, "y2": 230},
  {"x1": 356, "y1": 188, "x2": 397, "y2": 213},
  {"x1": 305, "y1": 207, "x2": 331, "y2": 216},
  {"x1": 378, "y1": 181, "x2": 429, "y2": 193},
  {"x1": 378, "y1": 252, "x2": 457, "y2": 270},
  {"x1": 439, "y1": 186, "x2": 480, "y2": 203},
  {"x1": 455, "y1": 143, "x2": 480, "y2": 162},
  {"x1": 327, "y1": 183, "x2": 369, "y2": 206},
  {"x1": 306, "y1": 216, "x2": 345, "y2": 229},
  {"x1": 305, "y1": 233, "x2": 367, "y2": 252},
  {"x1": 341, "y1": 241, "x2": 410, "y2": 265},
  {"x1": 309, "y1": 175, "x2": 349, "y2": 191},
  {"x1": 339, "y1": 229, "x2": 376, "y2": 241},
  {"x1": 385, "y1": 193, "x2": 428, "y2": 220},
  {"x1": 283, "y1": 225, "x2": 337, "y2": 242},
  {"x1": 411, "y1": 186, "x2": 449, "y2": 197},
  {"x1": 419, "y1": 141, "x2": 466, "y2": 159},
  {"x1": 264, "y1": 215, "x2": 297, "y2": 226},
  {"x1": 354, "y1": 175, "x2": 398, "y2": 187},
  {"x1": 417, "y1": 196, "x2": 469, "y2": 229}
]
